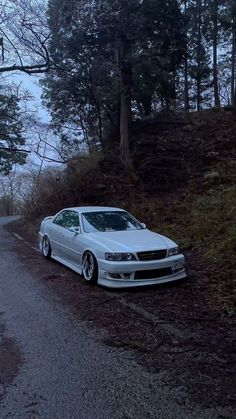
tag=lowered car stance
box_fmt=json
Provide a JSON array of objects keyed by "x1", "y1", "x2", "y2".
[{"x1": 39, "y1": 206, "x2": 186, "y2": 288}]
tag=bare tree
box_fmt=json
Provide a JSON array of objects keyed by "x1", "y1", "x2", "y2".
[
  {"x1": 0, "y1": 166, "x2": 23, "y2": 214},
  {"x1": 0, "y1": 0, "x2": 50, "y2": 75}
]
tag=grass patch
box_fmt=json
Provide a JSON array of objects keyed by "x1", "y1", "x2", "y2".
[{"x1": 141, "y1": 187, "x2": 236, "y2": 313}]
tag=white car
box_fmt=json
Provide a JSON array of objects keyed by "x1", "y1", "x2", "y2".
[{"x1": 39, "y1": 206, "x2": 186, "y2": 288}]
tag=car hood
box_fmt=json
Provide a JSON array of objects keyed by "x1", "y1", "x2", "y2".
[{"x1": 87, "y1": 229, "x2": 176, "y2": 252}]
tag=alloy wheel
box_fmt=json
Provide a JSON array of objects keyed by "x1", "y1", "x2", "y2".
[
  {"x1": 82, "y1": 251, "x2": 98, "y2": 283},
  {"x1": 42, "y1": 236, "x2": 51, "y2": 258}
]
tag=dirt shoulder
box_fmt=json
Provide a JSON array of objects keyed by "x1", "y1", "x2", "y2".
[
  {"x1": 0, "y1": 314, "x2": 23, "y2": 389},
  {"x1": 5, "y1": 218, "x2": 236, "y2": 416}
]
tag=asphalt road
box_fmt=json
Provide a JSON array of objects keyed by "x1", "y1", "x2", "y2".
[{"x1": 0, "y1": 217, "x2": 221, "y2": 419}]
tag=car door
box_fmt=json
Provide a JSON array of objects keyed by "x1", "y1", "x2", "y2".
[
  {"x1": 49, "y1": 210, "x2": 69, "y2": 257},
  {"x1": 62, "y1": 211, "x2": 83, "y2": 267}
]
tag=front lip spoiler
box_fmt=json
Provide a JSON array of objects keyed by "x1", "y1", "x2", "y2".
[{"x1": 98, "y1": 270, "x2": 187, "y2": 289}]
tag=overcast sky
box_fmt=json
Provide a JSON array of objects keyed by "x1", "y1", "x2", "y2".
[
  {"x1": 12, "y1": 73, "x2": 50, "y2": 123},
  {"x1": 8, "y1": 73, "x2": 62, "y2": 169}
]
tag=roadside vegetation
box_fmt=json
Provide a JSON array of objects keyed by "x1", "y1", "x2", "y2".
[{"x1": 8, "y1": 108, "x2": 233, "y2": 316}]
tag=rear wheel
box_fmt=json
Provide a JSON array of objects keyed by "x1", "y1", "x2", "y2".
[
  {"x1": 82, "y1": 251, "x2": 98, "y2": 284},
  {"x1": 42, "y1": 235, "x2": 52, "y2": 259}
]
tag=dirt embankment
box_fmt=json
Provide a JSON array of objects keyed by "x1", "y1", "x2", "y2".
[{"x1": 19, "y1": 109, "x2": 236, "y2": 312}]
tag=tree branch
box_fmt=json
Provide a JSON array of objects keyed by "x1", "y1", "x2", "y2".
[
  {"x1": 0, "y1": 146, "x2": 30, "y2": 153},
  {"x1": 34, "y1": 151, "x2": 66, "y2": 164},
  {"x1": 0, "y1": 146, "x2": 66, "y2": 164},
  {"x1": 0, "y1": 62, "x2": 50, "y2": 74}
]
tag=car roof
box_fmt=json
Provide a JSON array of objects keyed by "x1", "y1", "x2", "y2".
[{"x1": 62, "y1": 206, "x2": 125, "y2": 213}]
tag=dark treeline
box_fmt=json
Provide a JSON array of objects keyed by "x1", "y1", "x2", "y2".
[
  {"x1": 1, "y1": 1, "x2": 234, "y2": 172},
  {"x1": 43, "y1": 0, "x2": 235, "y2": 166}
]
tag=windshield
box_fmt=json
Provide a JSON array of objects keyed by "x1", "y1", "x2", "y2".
[{"x1": 81, "y1": 211, "x2": 144, "y2": 233}]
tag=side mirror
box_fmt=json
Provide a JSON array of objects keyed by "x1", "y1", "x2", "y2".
[
  {"x1": 69, "y1": 227, "x2": 81, "y2": 234},
  {"x1": 141, "y1": 223, "x2": 146, "y2": 229}
]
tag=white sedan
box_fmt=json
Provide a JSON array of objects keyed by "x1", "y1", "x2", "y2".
[{"x1": 38, "y1": 206, "x2": 186, "y2": 288}]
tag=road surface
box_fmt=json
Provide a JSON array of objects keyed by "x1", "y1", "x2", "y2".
[{"x1": 0, "y1": 217, "x2": 222, "y2": 419}]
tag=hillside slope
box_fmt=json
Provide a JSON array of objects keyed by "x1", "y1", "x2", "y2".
[{"x1": 23, "y1": 108, "x2": 236, "y2": 314}]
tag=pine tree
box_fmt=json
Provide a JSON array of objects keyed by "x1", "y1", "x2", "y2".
[
  {"x1": 0, "y1": 87, "x2": 26, "y2": 174},
  {"x1": 44, "y1": 0, "x2": 185, "y2": 168}
]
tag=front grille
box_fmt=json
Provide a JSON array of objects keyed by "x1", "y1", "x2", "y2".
[
  {"x1": 137, "y1": 249, "x2": 167, "y2": 261},
  {"x1": 134, "y1": 267, "x2": 172, "y2": 280}
]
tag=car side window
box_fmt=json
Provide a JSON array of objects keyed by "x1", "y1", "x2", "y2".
[
  {"x1": 53, "y1": 211, "x2": 68, "y2": 227},
  {"x1": 64, "y1": 211, "x2": 80, "y2": 229}
]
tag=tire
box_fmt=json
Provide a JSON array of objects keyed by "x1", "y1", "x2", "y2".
[
  {"x1": 42, "y1": 235, "x2": 52, "y2": 259},
  {"x1": 82, "y1": 251, "x2": 98, "y2": 284}
]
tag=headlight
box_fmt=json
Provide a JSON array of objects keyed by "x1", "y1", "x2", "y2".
[
  {"x1": 105, "y1": 252, "x2": 136, "y2": 261},
  {"x1": 168, "y1": 247, "x2": 179, "y2": 257}
]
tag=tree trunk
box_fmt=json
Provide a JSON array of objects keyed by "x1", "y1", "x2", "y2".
[
  {"x1": 196, "y1": 0, "x2": 202, "y2": 111},
  {"x1": 118, "y1": 10, "x2": 132, "y2": 171},
  {"x1": 184, "y1": 51, "x2": 190, "y2": 112},
  {"x1": 184, "y1": 0, "x2": 190, "y2": 112},
  {"x1": 231, "y1": 6, "x2": 236, "y2": 106},
  {"x1": 172, "y1": 67, "x2": 177, "y2": 110},
  {"x1": 120, "y1": 56, "x2": 132, "y2": 170},
  {"x1": 213, "y1": 0, "x2": 220, "y2": 107},
  {"x1": 141, "y1": 96, "x2": 152, "y2": 116}
]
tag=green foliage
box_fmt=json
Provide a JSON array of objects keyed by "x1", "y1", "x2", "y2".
[
  {"x1": 43, "y1": 0, "x2": 186, "y2": 154},
  {"x1": 0, "y1": 87, "x2": 26, "y2": 174},
  {"x1": 133, "y1": 0, "x2": 186, "y2": 112}
]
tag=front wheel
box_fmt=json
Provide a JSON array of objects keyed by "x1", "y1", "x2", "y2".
[
  {"x1": 42, "y1": 235, "x2": 52, "y2": 259},
  {"x1": 82, "y1": 251, "x2": 98, "y2": 284}
]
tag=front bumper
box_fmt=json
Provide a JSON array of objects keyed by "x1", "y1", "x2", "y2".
[{"x1": 97, "y1": 254, "x2": 186, "y2": 288}]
